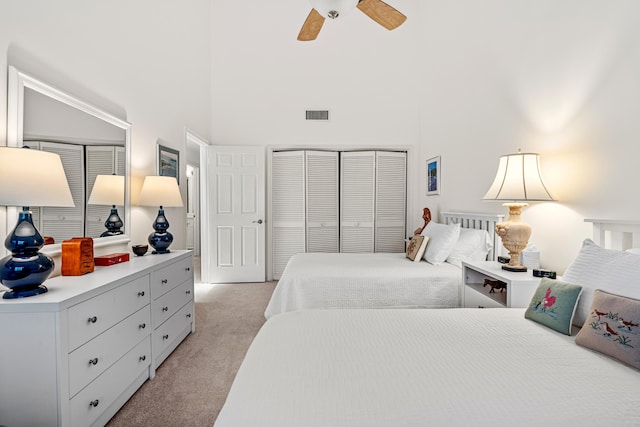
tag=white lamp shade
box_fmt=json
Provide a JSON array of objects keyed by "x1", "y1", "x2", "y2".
[
  {"x1": 0, "y1": 147, "x2": 75, "y2": 207},
  {"x1": 88, "y1": 174, "x2": 125, "y2": 205},
  {"x1": 138, "y1": 176, "x2": 183, "y2": 207},
  {"x1": 483, "y1": 152, "x2": 554, "y2": 202},
  {"x1": 310, "y1": 0, "x2": 359, "y2": 19}
]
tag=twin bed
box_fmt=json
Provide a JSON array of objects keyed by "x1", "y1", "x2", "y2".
[
  {"x1": 265, "y1": 210, "x2": 503, "y2": 318},
  {"x1": 216, "y1": 216, "x2": 640, "y2": 426}
]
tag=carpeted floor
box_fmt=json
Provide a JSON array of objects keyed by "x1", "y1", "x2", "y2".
[{"x1": 106, "y1": 277, "x2": 276, "y2": 426}]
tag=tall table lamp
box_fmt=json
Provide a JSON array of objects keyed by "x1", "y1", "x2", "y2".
[
  {"x1": 483, "y1": 150, "x2": 554, "y2": 272},
  {"x1": 138, "y1": 176, "x2": 183, "y2": 254},
  {"x1": 88, "y1": 174, "x2": 125, "y2": 237},
  {"x1": 0, "y1": 147, "x2": 75, "y2": 298}
]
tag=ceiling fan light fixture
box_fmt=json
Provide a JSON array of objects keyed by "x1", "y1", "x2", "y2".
[{"x1": 310, "y1": 0, "x2": 359, "y2": 20}]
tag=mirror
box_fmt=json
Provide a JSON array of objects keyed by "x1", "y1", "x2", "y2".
[{"x1": 6, "y1": 66, "x2": 131, "y2": 254}]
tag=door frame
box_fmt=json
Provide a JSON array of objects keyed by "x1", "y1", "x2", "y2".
[{"x1": 184, "y1": 128, "x2": 210, "y2": 282}]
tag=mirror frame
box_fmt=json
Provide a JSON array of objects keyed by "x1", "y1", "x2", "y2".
[{"x1": 5, "y1": 65, "x2": 132, "y2": 255}]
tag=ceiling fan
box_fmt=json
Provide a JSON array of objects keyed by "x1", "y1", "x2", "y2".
[{"x1": 298, "y1": 0, "x2": 407, "y2": 41}]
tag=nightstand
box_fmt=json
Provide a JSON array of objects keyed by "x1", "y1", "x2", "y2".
[{"x1": 461, "y1": 260, "x2": 541, "y2": 308}]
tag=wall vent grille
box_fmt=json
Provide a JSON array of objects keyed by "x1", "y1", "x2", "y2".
[{"x1": 306, "y1": 110, "x2": 329, "y2": 121}]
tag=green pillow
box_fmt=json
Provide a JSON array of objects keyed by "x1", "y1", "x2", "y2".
[{"x1": 525, "y1": 278, "x2": 583, "y2": 335}]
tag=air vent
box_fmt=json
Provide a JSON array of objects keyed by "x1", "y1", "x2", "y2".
[{"x1": 306, "y1": 110, "x2": 329, "y2": 121}]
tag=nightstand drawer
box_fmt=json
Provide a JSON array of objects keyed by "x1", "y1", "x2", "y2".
[{"x1": 464, "y1": 284, "x2": 505, "y2": 308}]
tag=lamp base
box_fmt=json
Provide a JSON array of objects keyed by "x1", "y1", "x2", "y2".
[
  {"x1": 0, "y1": 209, "x2": 54, "y2": 299},
  {"x1": 148, "y1": 231, "x2": 173, "y2": 254},
  {"x1": 502, "y1": 264, "x2": 528, "y2": 272},
  {"x1": 148, "y1": 207, "x2": 174, "y2": 254},
  {"x1": 3, "y1": 284, "x2": 48, "y2": 299},
  {"x1": 100, "y1": 206, "x2": 124, "y2": 237},
  {"x1": 496, "y1": 203, "x2": 531, "y2": 274}
]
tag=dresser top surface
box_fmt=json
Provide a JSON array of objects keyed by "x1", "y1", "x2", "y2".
[{"x1": 0, "y1": 250, "x2": 192, "y2": 312}]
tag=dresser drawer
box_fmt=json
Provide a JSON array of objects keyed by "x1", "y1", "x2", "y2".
[
  {"x1": 68, "y1": 306, "x2": 151, "y2": 397},
  {"x1": 69, "y1": 336, "x2": 151, "y2": 427},
  {"x1": 67, "y1": 275, "x2": 150, "y2": 351},
  {"x1": 150, "y1": 257, "x2": 193, "y2": 298},
  {"x1": 152, "y1": 279, "x2": 193, "y2": 329},
  {"x1": 153, "y1": 302, "x2": 193, "y2": 361}
]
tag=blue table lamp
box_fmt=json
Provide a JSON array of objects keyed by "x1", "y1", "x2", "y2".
[
  {"x1": 88, "y1": 174, "x2": 125, "y2": 237},
  {"x1": 0, "y1": 147, "x2": 75, "y2": 298},
  {"x1": 138, "y1": 176, "x2": 183, "y2": 254}
]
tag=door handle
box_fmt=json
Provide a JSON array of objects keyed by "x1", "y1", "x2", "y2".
[{"x1": 252, "y1": 219, "x2": 263, "y2": 224}]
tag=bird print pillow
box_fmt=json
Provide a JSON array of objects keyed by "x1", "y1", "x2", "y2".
[
  {"x1": 525, "y1": 278, "x2": 583, "y2": 335},
  {"x1": 575, "y1": 289, "x2": 640, "y2": 369}
]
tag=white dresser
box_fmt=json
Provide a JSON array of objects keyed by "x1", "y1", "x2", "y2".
[{"x1": 0, "y1": 250, "x2": 194, "y2": 427}]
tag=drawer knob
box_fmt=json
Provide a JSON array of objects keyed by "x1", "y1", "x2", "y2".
[
  {"x1": 138, "y1": 291, "x2": 145, "y2": 297},
  {"x1": 185, "y1": 267, "x2": 191, "y2": 272},
  {"x1": 185, "y1": 290, "x2": 191, "y2": 295},
  {"x1": 162, "y1": 306, "x2": 169, "y2": 312},
  {"x1": 163, "y1": 334, "x2": 169, "y2": 340},
  {"x1": 186, "y1": 313, "x2": 192, "y2": 318},
  {"x1": 139, "y1": 355, "x2": 146, "y2": 362},
  {"x1": 89, "y1": 357, "x2": 99, "y2": 366},
  {"x1": 139, "y1": 323, "x2": 146, "y2": 329},
  {"x1": 161, "y1": 279, "x2": 168, "y2": 284},
  {"x1": 89, "y1": 399, "x2": 100, "y2": 408},
  {"x1": 88, "y1": 316, "x2": 98, "y2": 324}
]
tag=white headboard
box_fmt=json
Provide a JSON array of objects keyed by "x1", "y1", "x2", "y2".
[
  {"x1": 441, "y1": 212, "x2": 505, "y2": 261},
  {"x1": 584, "y1": 219, "x2": 640, "y2": 250}
]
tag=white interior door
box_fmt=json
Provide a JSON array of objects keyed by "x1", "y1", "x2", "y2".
[{"x1": 208, "y1": 145, "x2": 265, "y2": 283}]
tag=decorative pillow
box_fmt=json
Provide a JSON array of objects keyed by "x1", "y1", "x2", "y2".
[
  {"x1": 405, "y1": 235, "x2": 429, "y2": 262},
  {"x1": 420, "y1": 222, "x2": 461, "y2": 265},
  {"x1": 562, "y1": 239, "x2": 640, "y2": 327},
  {"x1": 445, "y1": 228, "x2": 492, "y2": 267},
  {"x1": 524, "y1": 278, "x2": 583, "y2": 335},
  {"x1": 575, "y1": 289, "x2": 640, "y2": 370}
]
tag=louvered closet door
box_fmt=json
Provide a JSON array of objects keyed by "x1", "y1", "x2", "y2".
[
  {"x1": 39, "y1": 142, "x2": 85, "y2": 242},
  {"x1": 341, "y1": 151, "x2": 375, "y2": 253},
  {"x1": 306, "y1": 151, "x2": 339, "y2": 253},
  {"x1": 375, "y1": 151, "x2": 406, "y2": 252},
  {"x1": 272, "y1": 151, "x2": 306, "y2": 279},
  {"x1": 85, "y1": 146, "x2": 118, "y2": 238}
]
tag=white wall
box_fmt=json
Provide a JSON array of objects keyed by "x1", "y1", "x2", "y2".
[
  {"x1": 0, "y1": 0, "x2": 212, "y2": 250},
  {"x1": 210, "y1": 0, "x2": 640, "y2": 273}
]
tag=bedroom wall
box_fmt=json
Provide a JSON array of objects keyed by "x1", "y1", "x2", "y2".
[
  {"x1": 415, "y1": 0, "x2": 640, "y2": 273},
  {"x1": 210, "y1": 0, "x2": 640, "y2": 274},
  {"x1": 0, "y1": 0, "x2": 211, "y2": 249}
]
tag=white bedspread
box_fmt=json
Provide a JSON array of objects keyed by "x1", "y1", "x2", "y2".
[
  {"x1": 216, "y1": 309, "x2": 640, "y2": 427},
  {"x1": 265, "y1": 253, "x2": 461, "y2": 319}
]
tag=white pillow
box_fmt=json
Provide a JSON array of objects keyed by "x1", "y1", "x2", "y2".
[
  {"x1": 625, "y1": 248, "x2": 640, "y2": 254},
  {"x1": 446, "y1": 228, "x2": 493, "y2": 267},
  {"x1": 421, "y1": 222, "x2": 461, "y2": 265},
  {"x1": 561, "y1": 239, "x2": 640, "y2": 327}
]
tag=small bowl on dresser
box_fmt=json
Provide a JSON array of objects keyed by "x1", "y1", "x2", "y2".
[{"x1": 132, "y1": 244, "x2": 149, "y2": 257}]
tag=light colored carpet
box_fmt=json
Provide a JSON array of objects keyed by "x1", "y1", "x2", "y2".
[{"x1": 106, "y1": 279, "x2": 276, "y2": 426}]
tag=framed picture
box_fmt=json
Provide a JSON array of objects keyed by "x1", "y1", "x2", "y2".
[
  {"x1": 426, "y1": 156, "x2": 440, "y2": 195},
  {"x1": 158, "y1": 144, "x2": 180, "y2": 184}
]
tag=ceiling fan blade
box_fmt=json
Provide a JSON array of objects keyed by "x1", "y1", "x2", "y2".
[
  {"x1": 356, "y1": 0, "x2": 406, "y2": 30},
  {"x1": 298, "y1": 9, "x2": 326, "y2": 41}
]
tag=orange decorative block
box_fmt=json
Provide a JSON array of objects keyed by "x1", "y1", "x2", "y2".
[
  {"x1": 61, "y1": 237, "x2": 95, "y2": 276},
  {"x1": 94, "y1": 253, "x2": 130, "y2": 266}
]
